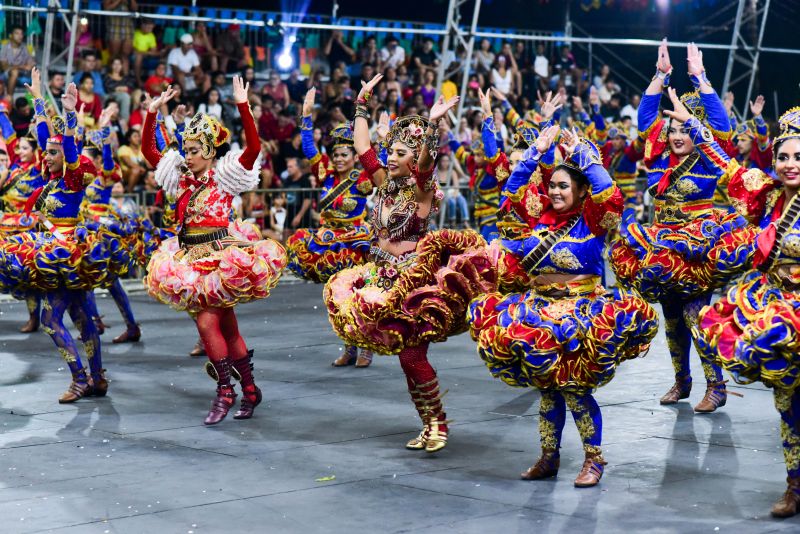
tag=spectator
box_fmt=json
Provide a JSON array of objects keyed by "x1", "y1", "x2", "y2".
[
  {"x1": 325, "y1": 30, "x2": 355, "y2": 69},
  {"x1": 0, "y1": 26, "x2": 35, "y2": 94},
  {"x1": 411, "y1": 37, "x2": 439, "y2": 77},
  {"x1": 9, "y1": 97, "x2": 32, "y2": 137},
  {"x1": 103, "y1": 57, "x2": 135, "y2": 121},
  {"x1": 47, "y1": 71, "x2": 66, "y2": 112},
  {"x1": 419, "y1": 70, "x2": 437, "y2": 108},
  {"x1": 598, "y1": 77, "x2": 622, "y2": 105},
  {"x1": 593, "y1": 63, "x2": 611, "y2": 90},
  {"x1": 128, "y1": 93, "x2": 148, "y2": 130},
  {"x1": 65, "y1": 17, "x2": 95, "y2": 60},
  {"x1": 104, "y1": 98, "x2": 126, "y2": 140},
  {"x1": 437, "y1": 152, "x2": 470, "y2": 228},
  {"x1": 167, "y1": 34, "x2": 202, "y2": 92},
  {"x1": 71, "y1": 50, "x2": 106, "y2": 97},
  {"x1": 109, "y1": 181, "x2": 138, "y2": 218},
  {"x1": 217, "y1": 24, "x2": 246, "y2": 74},
  {"x1": 358, "y1": 35, "x2": 380, "y2": 67},
  {"x1": 491, "y1": 56, "x2": 514, "y2": 96},
  {"x1": 198, "y1": 88, "x2": 224, "y2": 121},
  {"x1": 117, "y1": 128, "x2": 147, "y2": 191},
  {"x1": 133, "y1": 20, "x2": 160, "y2": 84},
  {"x1": 473, "y1": 38, "x2": 495, "y2": 79},
  {"x1": 396, "y1": 63, "x2": 411, "y2": 88},
  {"x1": 533, "y1": 43, "x2": 550, "y2": 92},
  {"x1": 283, "y1": 157, "x2": 313, "y2": 238},
  {"x1": 192, "y1": 21, "x2": 218, "y2": 72},
  {"x1": 554, "y1": 44, "x2": 576, "y2": 73},
  {"x1": 379, "y1": 36, "x2": 406, "y2": 70},
  {"x1": 620, "y1": 93, "x2": 640, "y2": 130},
  {"x1": 262, "y1": 70, "x2": 290, "y2": 109},
  {"x1": 104, "y1": 0, "x2": 137, "y2": 74},
  {"x1": 0, "y1": 79, "x2": 10, "y2": 110},
  {"x1": 266, "y1": 192, "x2": 287, "y2": 242},
  {"x1": 144, "y1": 62, "x2": 172, "y2": 98},
  {"x1": 76, "y1": 73, "x2": 103, "y2": 125},
  {"x1": 0, "y1": 148, "x2": 9, "y2": 184},
  {"x1": 285, "y1": 69, "x2": 305, "y2": 104}
]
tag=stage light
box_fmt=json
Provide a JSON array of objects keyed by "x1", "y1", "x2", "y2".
[
  {"x1": 655, "y1": 0, "x2": 669, "y2": 10},
  {"x1": 277, "y1": 49, "x2": 294, "y2": 70},
  {"x1": 267, "y1": 18, "x2": 275, "y2": 26},
  {"x1": 289, "y1": 35, "x2": 297, "y2": 44}
]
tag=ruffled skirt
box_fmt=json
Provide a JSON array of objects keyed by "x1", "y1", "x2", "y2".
[
  {"x1": 0, "y1": 212, "x2": 36, "y2": 235},
  {"x1": 323, "y1": 229, "x2": 494, "y2": 354},
  {"x1": 609, "y1": 210, "x2": 757, "y2": 301},
  {"x1": 468, "y1": 271, "x2": 658, "y2": 391},
  {"x1": 0, "y1": 223, "x2": 133, "y2": 298},
  {"x1": 695, "y1": 268, "x2": 800, "y2": 390},
  {"x1": 286, "y1": 224, "x2": 371, "y2": 283},
  {"x1": 144, "y1": 220, "x2": 286, "y2": 312}
]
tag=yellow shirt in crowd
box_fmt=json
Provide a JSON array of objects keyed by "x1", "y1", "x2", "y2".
[{"x1": 133, "y1": 30, "x2": 157, "y2": 53}]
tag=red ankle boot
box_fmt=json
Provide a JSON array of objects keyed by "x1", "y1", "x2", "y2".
[
  {"x1": 231, "y1": 350, "x2": 262, "y2": 420},
  {"x1": 203, "y1": 358, "x2": 237, "y2": 425}
]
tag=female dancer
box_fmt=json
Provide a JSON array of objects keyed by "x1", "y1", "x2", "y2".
[
  {"x1": 469, "y1": 125, "x2": 657, "y2": 486},
  {"x1": 325, "y1": 74, "x2": 493, "y2": 452},
  {"x1": 142, "y1": 79, "x2": 286, "y2": 425},
  {"x1": 287, "y1": 87, "x2": 374, "y2": 367},
  {"x1": 0, "y1": 101, "x2": 48, "y2": 332},
  {"x1": 0, "y1": 80, "x2": 131, "y2": 402},
  {"x1": 80, "y1": 110, "x2": 142, "y2": 344},
  {"x1": 694, "y1": 108, "x2": 800, "y2": 517},
  {"x1": 608, "y1": 42, "x2": 755, "y2": 412}
]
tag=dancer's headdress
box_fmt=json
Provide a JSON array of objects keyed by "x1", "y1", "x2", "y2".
[
  {"x1": 386, "y1": 115, "x2": 436, "y2": 160},
  {"x1": 183, "y1": 113, "x2": 230, "y2": 159}
]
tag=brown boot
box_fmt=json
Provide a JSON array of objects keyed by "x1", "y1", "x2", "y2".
[
  {"x1": 203, "y1": 358, "x2": 237, "y2": 425},
  {"x1": 574, "y1": 453, "x2": 607, "y2": 487},
  {"x1": 694, "y1": 381, "x2": 728, "y2": 413},
  {"x1": 332, "y1": 345, "x2": 357, "y2": 367},
  {"x1": 19, "y1": 312, "x2": 39, "y2": 333},
  {"x1": 112, "y1": 325, "x2": 141, "y2": 344},
  {"x1": 58, "y1": 368, "x2": 92, "y2": 404},
  {"x1": 660, "y1": 378, "x2": 692, "y2": 405},
  {"x1": 355, "y1": 349, "x2": 373, "y2": 368},
  {"x1": 189, "y1": 338, "x2": 206, "y2": 357},
  {"x1": 771, "y1": 477, "x2": 800, "y2": 518},
  {"x1": 521, "y1": 449, "x2": 560, "y2": 480},
  {"x1": 89, "y1": 369, "x2": 109, "y2": 397},
  {"x1": 93, "y1": 316, "x2": 107, "y2": 336}
]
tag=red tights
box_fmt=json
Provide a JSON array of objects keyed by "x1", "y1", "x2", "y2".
[
  {"x1": 196, "y1": 308, "x2": 248, "y2": 362},
  {"x1": 398, "y1": 343, "x2": 437, "y2": 388}
]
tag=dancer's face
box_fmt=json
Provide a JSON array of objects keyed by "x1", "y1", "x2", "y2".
[
  {"x1": 775, "y1": 138, "x2": 800, "y2": 190},
  {"x1": 386, "y1": 141, "x2": 414, "y2": 179},
  {"x1": 16, "y1": 138, "x2": 35, "y2": 163},
  {"x1": 548, "y1": 169, "x2": 586, "y2": 213},
  {"x1": 667, "y1": 121, "x2": 694, "y2": 157},
  {"x1": 44, "y1": 143, "x2": 63, "y2": 173},
  {"x1": 736, "y1": 134, "x2": 753, "y2": 156},
  {"x1": 184, "y1": 139, "x2": 214, "y2": 175},
  {"x1": 332, "y1": 146, "x2": 355, "y2": 175}
]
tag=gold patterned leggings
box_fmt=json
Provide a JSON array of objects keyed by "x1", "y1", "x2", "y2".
[
  {"x1": 773, "y1": 388, "x2": 800, "y2": 480},
  {"x1": 661, "y1": 294, "x2": 722, "y2": 384},
  {"x1": 539, "y1": 389, "x2": 602, "y2": 456}
]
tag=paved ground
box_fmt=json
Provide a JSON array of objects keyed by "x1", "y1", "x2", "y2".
[{"x1": 0, "y1": 281, "x2": 797, "y2": 534}]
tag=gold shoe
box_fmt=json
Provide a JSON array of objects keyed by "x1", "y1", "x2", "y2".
[
  {"x1": 406, "y1": 426, "x2": 429, "y2": 450},
  {"x1": 424, "y1": 418, "x2": 448, "y2": 453}
]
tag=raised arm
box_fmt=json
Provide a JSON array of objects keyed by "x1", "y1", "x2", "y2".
[
  {"x1": 300, "y1": 87, "x2": 320, "y2": 162},
  {"x1": 231, "y1": 76, "x2": 260, "y2": 170},
  {"x1": 503, "y1": 124, "x2": 558, "y2": 199},
  {"x1": 418, "y1": 94, "x2": 459, "y2": 178},
  {"x1": 142, "y1": 86, "x2": 178, "y2": 168},
  {"x1": 686, "y1": 43, "x2": 731, "y2": 138},
  {"x1": 639, "y1": 39, "x2": 672, "y2": 138},
  {"x1": 354, "y1": 74, "x2": 386, "y2": 186}
]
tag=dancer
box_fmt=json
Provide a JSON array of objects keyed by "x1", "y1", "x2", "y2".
[
  {"x1": 468, "y1": 125, "x2": 657, "y2": 486},
  {"x1": 0, "y1": 100, "x2": 47, "y2": 333},
  {"x1": 80, "y1": 109, "x2": 142, "y2": 343},
  {"x1": 325, "y1": 74, "x2": 494, "y2": 452},
  {"x1": 287, "y1": 87, "x2": 374, "y2": 367},
  {"x1": 732, "y1": 95, "x2": 772, "y2": 172},
  {"x1": 141, "y1": 79, "x2": 286, "y2": 425},
  {"x1": 608, "y1": 41, "x2": 755, "y2": 413},
  {"x1": 0, "y1": 79, "x2": 132, "y2": 402},
  {"x1": 694, "y1": 107, "x2": 800, "y2": 517}
]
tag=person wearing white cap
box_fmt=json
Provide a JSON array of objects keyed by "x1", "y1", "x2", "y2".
[{"x1": 167, "y1": 33, "x2": 201, "y2": 92}]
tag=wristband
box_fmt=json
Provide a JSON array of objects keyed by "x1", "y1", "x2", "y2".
[
  {"x1": 689, "y1": 71, "x2": 711, "y2": 90},
  {"x1": 34, "y1": 98, "x2": 47, "y2": 117},
  {"x1": 65, "y1": 110, "x2": 77, "y2": 130},
  {"x1": 359, "y1": 147, "x2": 383, "y2": 175},
  {"x1": 653, "y1": 68, "x2": 672, "y2": 87}
]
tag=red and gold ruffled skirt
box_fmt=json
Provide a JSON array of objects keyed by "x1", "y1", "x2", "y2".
[
  {"x1": 323, "y1": 229, "x2": 494, "y2": 354},
  {"x1": 145, "y1": 220, "x2": 286, "y2": 312}
]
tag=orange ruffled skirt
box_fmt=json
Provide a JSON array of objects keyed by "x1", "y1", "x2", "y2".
[
  {"x1": 323, "y1": 229, "x2": 494, "y2": 354},
  {"x1": 145, "y1": 220, "x2": 287, "y2": 312}
]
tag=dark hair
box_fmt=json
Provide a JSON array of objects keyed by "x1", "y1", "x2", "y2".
[
  {"x1": 49, "y1": 70, "x2": 64, "y2": 78},
  {"x1": 773, "y1": 137, "x2": 800, "y2": 156},
  {"x1": 124, "y1": 129, "x2": 140, "y2": 144},
  {"x1": 79, "y1": 72, "x2": 94, "y2": 85},
  {"x1": 554, "y1": 164, "x2": 589, "y2": 188},
  {"x1": 84, "y1": 146, "x2": 101, "y2": 159},
  {"x1": 14, "y1": 96, "x2": 28, "y2": 109},
  {"x1": 82, "y1": 50, "x2": 97, "y2": 60},
  {"x1": 9, "y1": 25, "x2": 24, "y2": 35},
  {"x1": 215, "y1": 143, "x2": 230, "y2": 159},
  {"x1": 18, "y1": 135, "x2": 38, "y2": 150},
  {"x1": 0, "y1": 148, "x2": 7, "y2": 155}
]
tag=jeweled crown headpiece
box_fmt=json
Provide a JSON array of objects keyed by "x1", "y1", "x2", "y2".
[
  {"x1": 607, "y1": 122, "x2": 629, "y2": 140},
  {"x1": 680, "y1": 91, "x2": 706, "y2": 123},
  {"x1": 735, "y1": 120, "x2": 755, "y2": 139},
  {"x1": 774, "y1": 107, "x2": 800, "y2": 149},
  {"x1": 183, "y1": 113, "x2": 230, "y2": 159},
  {"x1": 386, "y1": 115, "x2": 436, "y2": 160},
  {"x1": 512, "y1": 121, "x2": 539, "y2": 151},
  {"x1": 330, "y1": 122, "x2": 354, "y2": 149}
]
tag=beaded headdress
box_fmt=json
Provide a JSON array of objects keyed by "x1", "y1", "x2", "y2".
[
  {"x1": 773, "y1": 107, "x2": 800, "y2": 150},
  {"x1": 386, "y1": 115, "x2": 436, "y2": 160},
  {"x1": 84, "y1": 129, "x2": 104, "y2": 150},
  {"x1": 330, "y1": 122, "x2": 354, "y2": 149},
  {"x1": 679, "y1": 91, "x2": 706, "y2": 123},
  {"x1": 512, "y1": 121, "x2": 539, "y2": 151},
  {"x1": 556, "y1": 137, "x2": 602, "y2": 176},
  {"x1": 607, "y1": 122, "x2": 629, "y2": 140},
  {"x1": 183, "y1": 113, "x2": 230, "y2": 159},
  {"x1": 470, "y1": 137, "x2": 485, "y2": 156},
  {"x1": 734, "y1": 120, "x2": 756, "y2": 140}
]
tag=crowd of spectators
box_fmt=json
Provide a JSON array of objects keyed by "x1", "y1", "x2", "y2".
[{"x1": 0, "y1": 14, "x2": 647, "y2": 238}]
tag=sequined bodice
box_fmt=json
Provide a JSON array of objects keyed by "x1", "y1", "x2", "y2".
[
  {"x1": 41, "y1": 178, "x2": 87, "y2": 221},
  {"x1": 647, "y1": 154, "x2": 718, "y2": 203},
  {"x1": 320, "y1": 169, "x2": 371, "y2": 226},
  {"x1": 372, "y1": 176, "x2": 437, "y2": 243},
  {"x1": 178, "y1": 169, "x2": 233, "y2": 228},
  {"x1": 3, "y1": 162, "x2": 47, "y2": 210}
]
